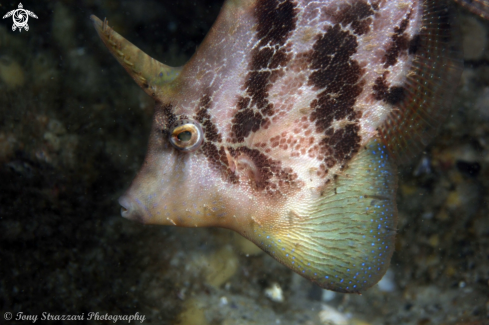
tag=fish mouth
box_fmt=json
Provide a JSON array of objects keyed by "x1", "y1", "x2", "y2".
[{"x1": 118, "y1": 194, "x2": 148, "y2": 223}]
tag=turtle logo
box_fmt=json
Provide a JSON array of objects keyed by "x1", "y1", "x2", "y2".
[{"x1": 2, "y1": 3, "x2": 38, "y2": 32}]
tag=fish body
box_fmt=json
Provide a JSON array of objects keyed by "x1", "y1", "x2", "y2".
[{"x1": 92, "y1": 0, "x2": 461, "y2": 293}]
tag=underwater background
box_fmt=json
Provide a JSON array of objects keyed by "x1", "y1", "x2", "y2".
[{"x1": 0, "y1": 0, "x2": 488, "y2": 324}]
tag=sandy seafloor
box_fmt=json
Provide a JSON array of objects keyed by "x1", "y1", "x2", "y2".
[{"x1": 0, "y1": 1, "x2": 488, "y2": 324}]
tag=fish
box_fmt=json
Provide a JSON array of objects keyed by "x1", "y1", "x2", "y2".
[{"x1": 91, "y1": 0, "x2": 462, "y2": 293}]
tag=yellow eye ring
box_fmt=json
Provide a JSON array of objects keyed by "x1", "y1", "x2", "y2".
[{"x1": 169, "y1": 119, "x2": 204, "y2": 152}]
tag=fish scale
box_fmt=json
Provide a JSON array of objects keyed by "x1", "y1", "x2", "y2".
[{"x1": 91, "y1": 0, "x2": 462, "y2": 293}]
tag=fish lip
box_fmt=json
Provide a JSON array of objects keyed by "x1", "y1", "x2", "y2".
[{"x1": 118, "y1": 194, "x2": 148, "y2": 223}]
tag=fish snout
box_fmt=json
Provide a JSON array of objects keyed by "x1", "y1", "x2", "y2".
[{"x1": 118, "y1": 194, "x2": 146, "y2": 223}]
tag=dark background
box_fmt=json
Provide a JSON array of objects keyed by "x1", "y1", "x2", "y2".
[{"x1": 0, "y1": 1, "x2": 488, "y2": 324}]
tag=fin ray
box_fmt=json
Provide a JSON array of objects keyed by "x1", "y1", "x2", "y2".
[
  {"x1": 248, "y1": 139, "x2": 398, "y2": 293},
  {"x1": 378, "y1": 1, "x2": 463, "y2": 164}
]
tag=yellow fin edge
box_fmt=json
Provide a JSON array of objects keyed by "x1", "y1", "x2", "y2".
[{"x1": 247, "y1": 138, "x2": 398, "y2": 293}]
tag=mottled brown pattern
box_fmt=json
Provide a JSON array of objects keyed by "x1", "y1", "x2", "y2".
[
  {"x1": 321, "y1": 123, "x2": 362, "y2": 164},
  {"x1": 232, "y1": 109, "x2": 263, "y2": 141},
  {"x1": 300, "y1": 0, "x2": 380, "y2": 170},
  {"x1": 332, "y1": 1, "x2": 378, "y2": 35},
  {"x1": 160, "y1": 103, "x2": 177, "y2": 129},
  {"x1": 229, "y1": 146, "x2": 301, "y2": 196},
  {"x1": 202, "y1": 142, "x2": 239, "y2": 184},
  {"x1": 255, "y1": 0, "x2": 298, "y2": 47},
  {"x1": 383, "y1": 11, "x2": 412, "y2": 68},
  {"x1": 196, "y1": 93, "x2": 222, "y2": 143},
  {"x1": 305, "y1": 22, "x2": 365, "y2": 169},
  {"x1": 373, "y1": 73, "x2": 406, "y2": 105},
  {"x1": 231, "y1": 0, "x2": 297, "y2": 142}
]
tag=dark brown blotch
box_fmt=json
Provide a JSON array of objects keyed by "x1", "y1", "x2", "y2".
[
  {"x1": 231, "y1": 0, "x2": 298, "y2": 143},
  {"x1": 160, "y1": 103, "x2": 177, "y2": 129},
  {"x1": 333, "y1": 1, "x2": 378, "y2": 36},
  {"x1": 385, "y1": 86, "x2": 406, "y2": 105},
  {"x1": 232, "y1": 146, "x2": 300, "y2": 196},
  {"x1": 307, "y1": 25, "x2": 359, "y2": 89},
  {"x1": 202, "y1": 142, "x2": 239, "y2": 184},
  {"x1": 373, "y1": 74, "x2": 406, "y2": 105},
  {"x1": 372, "y1": 74, "x2": 389, "y2": 100},
  {"x1": 196, "y1": 93, "x2": 222, "y2": 143},
  {"x1": 383, "y1": 12, "x2": 412, "y2": 68},
  {"x1": 408, "y1": 34, "x2": 422, "y2": 54},
  {"x1": 245, "y1": 70, "x2": 272, "y2": 109},
  {"x1": 305, "y1": 22, "x2": 363, "y2": 169},
  {"x1": 255, "y1": 0, "x2": 298, "y2": 47},
  {"x1": 327, "y1": 124, "x2": 361, "y2": 162},
  {"x1": 231, "y1": 108, "x2": 264, "y2": 142}
]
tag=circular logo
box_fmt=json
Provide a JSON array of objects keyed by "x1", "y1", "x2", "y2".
[
  {"x1": 13, "y1": 10, "x2": 28, "y2": 28},
  {"x1": 4, "y1": 312, "x2": 12, "y2": 320}
]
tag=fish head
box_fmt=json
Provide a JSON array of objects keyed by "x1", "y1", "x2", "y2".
[
  {"x1": 114, "y1": 0, "x2": 312, "y2": 233},
  {"x1": 117, "y1": 84, "x2": 308, "y2": 232},
  {"x1": 117, "y1": 101, "x2": 242, "y2": 228},
  {"x1": 117, "y1": 107, "x2": 211, "y2": 226}
]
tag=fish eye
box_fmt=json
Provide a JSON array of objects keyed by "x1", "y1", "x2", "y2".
[{"x1": 169, "y1": 119, "x2": 204, "y2": 152}]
